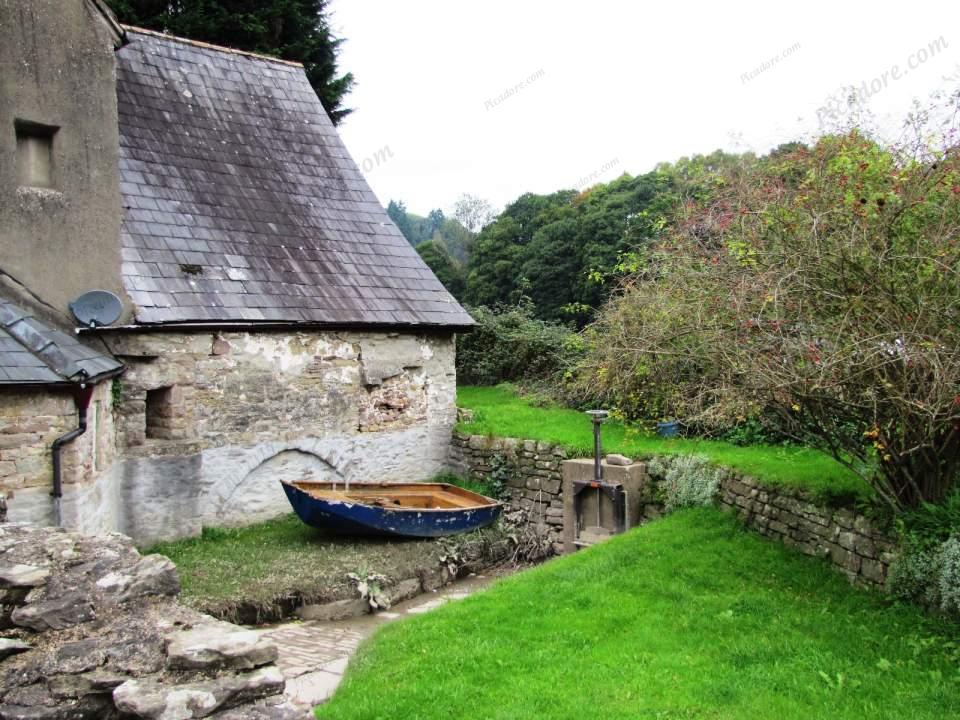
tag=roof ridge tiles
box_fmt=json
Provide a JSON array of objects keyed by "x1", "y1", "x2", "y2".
[{"x1": 121, "y1": 26, "x2": 304, "y2": 68}]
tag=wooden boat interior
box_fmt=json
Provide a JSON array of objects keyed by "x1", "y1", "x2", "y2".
[{"x1": 289, "y1": 482, "x2": 496, "y2": 510}]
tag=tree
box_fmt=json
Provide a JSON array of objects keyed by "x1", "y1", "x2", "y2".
[
  {"x1": 584, "y1": 131, "x2": 960, "y2": 510},
  {"x1": 416, "y1": 241, "x2": 465, "y2": 300},
  {"x1": 452, "y1": 193, "x2": 497, "y2": 233},
  {"x1": 426, "y1": 209, "x2": 445, "y2": 237},
  {"x1": 106, "y1": 0, "x2": 355, "y2": 123},
  {"x1": 386, "y1": 200, "x2": 414, "y2": 243}
]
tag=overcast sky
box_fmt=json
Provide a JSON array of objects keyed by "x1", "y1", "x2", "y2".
[{"x1": 328, "y1": 0, "x2": 960, "y2": 216}]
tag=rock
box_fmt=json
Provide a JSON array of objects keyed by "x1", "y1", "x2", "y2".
[
  {"x1": 54, "y1": 638, "x2": 106, "y2": 673},
  {"x1": 861, "y1": 558, "x2": 886, "y2": 584},
  {"x1": 113, "y1": 667, "x2": 285, "y2": 719},
  {"x1": 10, "y1": 590, "x2": 94, "y2": 631},
  {"x1": 0, "y1": 526, "x2": 291, "y2": 719},
  {"x1": 384, "y1": 578, "x2": 421, "y2": 605},
  {"x1": 118, "y1": 555, "x2": 180, "y2": 602},
  {"x1": 0, "y1": 637, "x2": 31, "y2": 660},
  {"x1": 166, "y1": 620, "x2": 278, "y2": 671},
  {"x1": 605, "y1": 454, "x2": 633, "y2": 466},
  {"x1": 209, "y1": 697, "x2": 312, "y2": 719},
  {"x1": 294, "y1": 597, "x2": 368, "y2": 622},
  {"x1": 104, "y1": 636, "x2": 166, "y2": 676},
  {"x1": 0, "y1": 565, "x2": 49, "y2": 589}
]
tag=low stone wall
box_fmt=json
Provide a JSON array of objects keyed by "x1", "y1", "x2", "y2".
[
  {"x1": 449, "y1": 433, "x2": 566, "y2": 553},
  {"x1": 718, "y1": 476, "x2": 897, "y2": 587},
  {"x1": 451, "y1": 431, "x2": 899, "y2": 589}
]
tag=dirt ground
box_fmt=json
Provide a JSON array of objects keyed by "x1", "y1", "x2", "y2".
[{"x1": 147, "y1": 514, "x2": 515, "y2": 624}]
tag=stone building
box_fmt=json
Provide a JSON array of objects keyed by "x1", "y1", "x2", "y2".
[{"x1": 0, "y1": 0, "x2": 472, "y2": 544}]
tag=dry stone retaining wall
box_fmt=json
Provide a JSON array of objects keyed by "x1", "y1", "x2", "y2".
[
  {"x1": 718, "y1": 476, "x2": 897, "y2": 587},
  {"x1": 449, "y1": 433, "x2": 567, "y2": 553},
  {"x1": 450, "y1": 431, "x2": 898, "y2": 588}
]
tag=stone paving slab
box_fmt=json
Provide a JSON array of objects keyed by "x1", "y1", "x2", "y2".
[{"x1": 261, "y1": 573, "x2": 501, "y2": 709}]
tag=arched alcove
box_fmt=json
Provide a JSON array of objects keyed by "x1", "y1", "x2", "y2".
[{"x1": 214, "y1": 449, "x2": 341, "y2": 525}]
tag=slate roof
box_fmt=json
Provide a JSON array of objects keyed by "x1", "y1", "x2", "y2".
[
  {"x1": 115, "y1": 29, "x2": 473, "y2": 329},
  {"x1": 0, "y1": 296, "x2": 123, "y2": 386}
]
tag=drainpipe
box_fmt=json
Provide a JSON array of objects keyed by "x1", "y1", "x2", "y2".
[{"x1": 51, "y1": 377, "x2": 95, "y2": 527}]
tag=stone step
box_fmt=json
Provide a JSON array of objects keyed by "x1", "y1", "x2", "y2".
[
  {"x1": 166, "y1": 618, "x2": 279, "y2": 671},
  {"x1": 113, "y1": 666, "x2": 285, "y2": 719}
]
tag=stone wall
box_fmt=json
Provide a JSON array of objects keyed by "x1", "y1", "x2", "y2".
[
  {"x1": 2, "y1": 381, "x2": 118, "y2": 526},
  {"x1": 449, "y1": 433, "x2": 567, "y2": 553},
  {"x1": 718, "y1": 476, "x2": 897, "y2": 587},
  {"x1": 450, "y1": 431, "x2": 899, "y2": 588},
  {"x1": 5, "y1": 329, "x2": 458, "y2": 545},
  {"x1": 0, "y1": 391, "x2": 75, "y2": 494}
]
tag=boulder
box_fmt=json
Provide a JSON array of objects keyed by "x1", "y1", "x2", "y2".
[{"x1": 10, "y1": 590, "x2": 95, "y2": 631}]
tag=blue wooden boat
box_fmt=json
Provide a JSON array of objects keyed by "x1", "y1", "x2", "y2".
[{"x1": 280, "y1": 481, "x2": 503, "y2": 538}]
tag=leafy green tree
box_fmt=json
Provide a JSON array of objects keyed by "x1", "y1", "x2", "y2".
[
  {"x1": 456, "y1": 305, "x2": 581, "y2": 386},
  {"x1": 416, "y1": 241, "x2": 465, "y2": 300},
  {"x1": 465, "y1": 172, "x2": 685, "y2": 324},
  {"x1": 106, "y1": 0, "x2": 355, "y2": 123},
  {"x1": 437, "y1": 217, "x2": 472, "y2": 263},
  {"x1": 426, "y1": 209, "x2": 445, "y2": 237}
]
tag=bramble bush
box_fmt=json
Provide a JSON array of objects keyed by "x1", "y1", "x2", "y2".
[{"x1": 582, "y1": 105, "x2": 960, "y2": 511}]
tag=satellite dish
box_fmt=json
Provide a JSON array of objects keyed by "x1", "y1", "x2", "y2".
[{"x1": 69, "y1": 290, "x2": 123, "y2": 328}]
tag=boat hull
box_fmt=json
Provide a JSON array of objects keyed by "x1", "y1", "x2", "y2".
[{"x1": 281, "y1": 482, "x2": 503, "y2": 538}]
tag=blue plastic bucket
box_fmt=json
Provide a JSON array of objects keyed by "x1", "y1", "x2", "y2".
[{"x1": 656, "y1": 420, "x2": 680, "y2": 438}]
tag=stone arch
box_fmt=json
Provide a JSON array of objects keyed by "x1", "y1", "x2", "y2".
[{"x1": 211, "y1": 445, "x2": 347, "y2": 526}]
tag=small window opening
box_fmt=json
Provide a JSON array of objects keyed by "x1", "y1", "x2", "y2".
[
  {"x1": 15, "y1": 120, "x2": 58, "y2": 189},
  {"x1": 145, "y1": 386, "x2": 176, "y2": 440}
]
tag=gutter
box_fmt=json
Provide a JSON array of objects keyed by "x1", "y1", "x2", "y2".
[
  {"x1": 49, "y1": 371, "x2": 103, "y2": 527},
  {"x1": 78, "y1": 320, "x2": 476, "y2": 335}
]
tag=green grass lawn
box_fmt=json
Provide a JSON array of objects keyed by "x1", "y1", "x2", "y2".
[
  {"x1": 317, "y1": 509, "x2": 959, "y2": 720},
  {"x1": 457, "y1": 385, "x2": 870, "y2": 503}
]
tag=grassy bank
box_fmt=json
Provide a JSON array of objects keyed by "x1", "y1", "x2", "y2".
[
  {"x1": 317, "y1": 509, "x2": 959, "y2": 719},
  {"x1": 456, "y1": 385, "x2": 869, "y2": 503},
  {"x1": 146, "y1": 515, "x2": 497, "y2": 623}
]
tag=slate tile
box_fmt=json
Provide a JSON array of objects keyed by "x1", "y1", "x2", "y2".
[{"x1": 117, "y1": 30, "x2": 472, "y2": 328}]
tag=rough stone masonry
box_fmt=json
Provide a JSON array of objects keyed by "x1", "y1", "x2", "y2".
[
  {"x1": 0, "y1": 522, "x2": 309, "y2": 719},
  {"x1": 5, "y1": 329, "x2": 457, "y2": 547}
]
